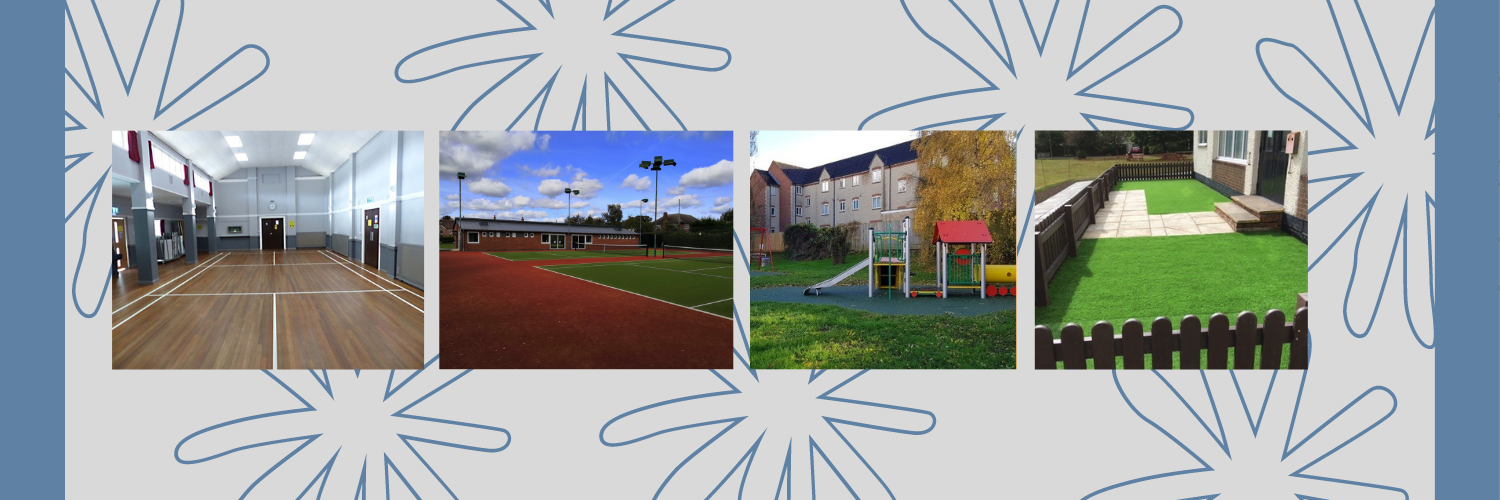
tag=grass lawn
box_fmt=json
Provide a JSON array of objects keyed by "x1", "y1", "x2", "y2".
[
  {"x1": 1035, "y1": 156, "x2": 1161, "y2": 201},
  {"x1": 1037, "y1": 232, "x2": 1307, "y2": 332},
  {"x1": 751, "y1": 302, "x2": 1016, "y2": 369},
  {"x1": 1117, "y1": 179, "x2": 1230, "y2": 214},
  {"x1": 751, "y1": 252, "x2": 943, "y2": 289},
  {"x1": 540, "y1": 259, "x2": 733, "y2": 317},
  {"x1": 440, "y1": 242, "x2": 454, "y2": 249}
]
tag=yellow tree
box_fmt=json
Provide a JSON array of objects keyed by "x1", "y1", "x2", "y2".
[{"x1": 911, "y1": 131, "x2": 1019, "y2": 267}]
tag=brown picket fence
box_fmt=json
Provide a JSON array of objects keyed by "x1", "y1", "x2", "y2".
[{"x1": 1036, "y1": 308, "x2": 1309, "y2": 370}]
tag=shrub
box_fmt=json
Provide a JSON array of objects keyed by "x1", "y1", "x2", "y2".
[{"x1": 440, "y1": 235, "x2": 454, "y2": 244}]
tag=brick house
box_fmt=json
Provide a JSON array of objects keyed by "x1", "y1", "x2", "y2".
[
  {"x1": 453, "y1": 217, "x2": 640, "y2": 251},
  {"x1": 749, "y1": 141, "x2": 922, "y2": 236},
  {"x1": 1192, "y1": 130, "x2": 1310, "y2": 237},
  {"x1": 654, "y1": 213, "x2": 698, "y2": 231},
  {"x1": 438, "y1": 218, "x2": 455, "y2": 237}
]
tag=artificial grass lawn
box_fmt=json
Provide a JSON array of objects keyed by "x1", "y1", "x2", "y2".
[
  {"x1": 1037, "y1": 232, "x2": 1307, "y2": 333},
  {"x1": 1117, "y1": 179, "x2": 1230, "y2": 215},
  {"x1": 1036, "y1": 156, "x2": 1162, "y2": 198},
  {"x1": 1051, "y1": 347, "x2": 1292, "y2": 370},
  {"x1": 541, "y1": 259, "x2": 733, "y2": 317},
  {"x1": 489, "y1": 249, "x2": 649, "y2": 261},
  {"x1": 750, "y1": 252, "x2": 944, "y2": 289},
  {"x1": 751, "y1": 302, "x2": 1016, "y2": 369},
  {"x1": 440, "y1": 242, "x2": 454, "y2": 249}
]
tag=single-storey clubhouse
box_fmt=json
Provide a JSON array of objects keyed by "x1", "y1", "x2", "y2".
[{"x1": 452, "y1": 217, "x2": 641, "y2": 251}]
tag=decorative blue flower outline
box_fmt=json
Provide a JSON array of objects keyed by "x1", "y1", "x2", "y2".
[
  {"x1": 65, "y1": 0, "x2": 270, "y2": 319},
  {"x1": 174, "y1": 356, "x2": 511, "y2": 499},
  {"x1": 1085, "y1": 341, "x2": 1408, "y2": 499},
  {"x1": 1257, "y1": 0, "x2": 1435, "y2": 348},
  {"x1": 860, "y1": 0, "x2": 1194, "y2": 131},
  {"x1": 393, "y1": 0, "x2": 731, "y2": 131},
  {"x1": 597, "y1": 231, "x2": 937, "y2": 499}
]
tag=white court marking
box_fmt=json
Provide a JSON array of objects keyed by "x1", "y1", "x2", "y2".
[
  {"x1": 318, "y1": 250, "x2": 423, "y2": 312},
  {"x1": 111, "y1": 253, "x2": 230, "y2": 314}
]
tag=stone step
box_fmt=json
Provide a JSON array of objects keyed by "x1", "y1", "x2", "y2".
[
  {"x1": 1215, "y1": 202, "x2": 1279, "y2": 232},
  {"x1": 1230, "y1": 195, "x2": 1284, "y2": 223}
]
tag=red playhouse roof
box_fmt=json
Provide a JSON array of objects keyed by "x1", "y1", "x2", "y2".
[{"x1": 932, "y1": 220, "x2": 994, "y2": 244}]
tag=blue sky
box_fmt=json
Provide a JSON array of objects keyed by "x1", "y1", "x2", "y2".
[
  {"x1": 438, "y1": 131, "x2": 734, "y2": 222},
  {"x1": 752, "y1": 131, "x2": 917, "y2": 170}
]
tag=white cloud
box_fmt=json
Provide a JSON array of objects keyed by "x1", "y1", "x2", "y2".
[
  {"x1": 510, "y1": 195, "x2": 531, "y2": 207},
  {"x1": 621, "y1": 174, "x2": 651, "y2": 191},
  {"x1": 446, "y1": 200, "x2": 460, "y2": 208},
  {"x1": 438, "y1": 131, "x2": 547, "y2": 178},
  {"x1": 667, "y1": 186, "x2": 686, "y2": 196},
  {"x1": 464, "y1": 198, "x2": 516, "y2": 211},
  {"x1": 713, "y1": 196, "x2": 732, "y2": 205},
  {"x1": 468, "y1": 177, "x2": 512, "y2": 198},
  {"x1": 445, "y1": 194, "x2": 459, "y2": 200},
  {"x1": 519, "y1": 164, "x2": 562, "y2": 176},
  {"x1": 571, "y1": 201, "x2": 589, "y2": 209},
  {"x1": 538, "y1": 173, "x2": 604, "y2": 198},
  {"x1": 678, "y1": 159, "x2": 734, "y2": 189},
  {"x1": 623, "y1": 199, "x2": 650, "y2": 209},
  {"x1": 710, "y1": 201, "x2": 733, "y2": 213},
  {"x1": 659, "y1": 194, "x2": 703, "y2": 211},
  {"x1": 537, "y1": 179, "x2": 570, "y2": 196},
  {"x1": 528, "y1": 198, "x2": 568, "y2": 209}
]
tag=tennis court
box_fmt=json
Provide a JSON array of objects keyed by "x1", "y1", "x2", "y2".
[
  {"x1": 539, "y1": 249, "x2": 734, "y2": 317},
  {"x1": 487, "y1": 243, "x2": 649, "y2": 261}
]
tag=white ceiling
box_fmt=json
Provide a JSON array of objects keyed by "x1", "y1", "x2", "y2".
[{"x1": 151, "y1": 131, "x2": 379, "y2": 180}]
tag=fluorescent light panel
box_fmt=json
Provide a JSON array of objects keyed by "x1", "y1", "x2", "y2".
[
  {"x1": 293, "y1": 151, "x2": 306, "y2": 160},
  {"x1": 225, "y1": 135, "x2": 242, "y2": 148},
  {"x1": 235, "y1": 153, "x2": 248, "y2": 162},
  {"x1": 298, "y1": 133, "x2": 315, "y2": 145}
]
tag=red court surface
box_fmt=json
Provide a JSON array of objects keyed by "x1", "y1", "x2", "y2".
[{"x1": 439, "y1": 251, "x2": 733, "y2": 369}]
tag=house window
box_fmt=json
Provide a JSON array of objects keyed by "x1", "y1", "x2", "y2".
[
  {"x1": 468, "y1": 232, "x2": 479, "y2": 243},
  {"x1": 898, "y1": 179, "x2": 908, "y2": 192},
  {"x1": 795, "y1": 207, "x2": 802, "y2": 216},
  {"x1": 770, "y1": 186, "x2": 779, "y2": 206},
  {"x1": 112, "y1": 131, "x2": 128, "y2": 149},
  {"x1": 152, "y1": 144, "x2": 185, "y2": 181},
  {"x1": 805, "y1": 196, "x2": 811, "y2": 206},
  {"x1": 821, "y1": 203, "x2": 830, "y2": 216},
  {"x1": 1197, "y1": 131, "x2": 1208, "y2": 146},
  {"x1": 872, "y1": 169, "x2": 882, "y2": 183},
  {"x1": 852, "y1": 175, "x2": 861, "y2": 186},
  {"x1": 872, "y1": 195, "x2": 882, "y2": 209},
  {"x1": 852, "y1": 198, "x2": 860, "y2": 211},
  {"x1": 838, "y1": 200, "x2": 846, "y2": 212},
  {"x1": 821, "y1": 181, "x2": 830, "y2": 192},
  {"x1": 770, "y1": 206, "x2": 776, "y2": 216},
  {"x1": 839, "y1": 178, "x2": 846, "y2": 189},
  {"x1": 1216, "y1": 131, "x2": 1248, "y2": 161},
  {"x1": 794, "y1": 186, "x2": 802, "y2": 195}
]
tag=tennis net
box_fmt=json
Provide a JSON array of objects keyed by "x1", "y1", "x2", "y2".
[
  {"x1": 581, "y1": 243, "x2": 647, "y2": 255},
  {"x1": 661, "y1": 245, "x2": 733, "y2": 265}
]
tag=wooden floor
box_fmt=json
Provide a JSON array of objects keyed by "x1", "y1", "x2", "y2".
[{"x1": 111, "y1": 249, "x2": 424, "y2": 370}]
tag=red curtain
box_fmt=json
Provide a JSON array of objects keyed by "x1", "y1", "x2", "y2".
[
  {"x1": 126, "y1": 131, "x2": 141, "y2": 163},
  {"x1": 184, "y1": 164, "x2": 189, "y2": 185},
  {"x1": 147, "y1": 141, "x2": 156, "y2": 169},
  {"x1": 209, "y1": 182, "x2": 213, "y2": 196}
]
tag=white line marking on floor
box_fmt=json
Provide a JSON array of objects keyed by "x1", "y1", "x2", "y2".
[
  {"x1": 332, "y1": 250, "x2": 425, "y2": 295},
  {"x1": 111, "y1": 253, "x2": 230, "y2": 314},
  {"x1": 272, "y1": 293, "x2": 278, "y2": 370},
  {"x1": 690, "y1": 298, "x2": 733, "y2": 309},
  {"x1": 213, "y1": 263, "x2": 343, "y2": 267},
  {"x1": 147, "y1": 289, "x2": 407, "y2": 296},
  {"x1": 113, "y1": 252, "x2": 231, "y2": 328},
  {"x1": 534, "y1": 267, "x2": 732, "y2": 320},
  {"x1": 318, "y1": 250, "x2": 423, "y2": 313}
]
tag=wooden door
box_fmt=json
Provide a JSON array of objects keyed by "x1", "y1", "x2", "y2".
[
  {"x1": 112, "y1": 218, "x2": 129, "y2": 269},
  {"x1": 262, "y1": 218, "x2": 285, "y2": 250},
  {"x1": 1256, "y1": 131, "x2": 1289, "y2": 205},
  {"x1": 364, "y1": 209, "x2": 380, "y2": 265}
]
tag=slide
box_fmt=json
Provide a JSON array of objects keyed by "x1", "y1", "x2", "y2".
[{"x1": 803, "y1": 257, "x2": 872, "y2": 295}]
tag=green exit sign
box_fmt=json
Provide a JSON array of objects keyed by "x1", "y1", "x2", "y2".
[
  {"x1": 367, "y1": 196, "x2": 374, "y2": 203},
  {"x1": 112, "y1": 206, "x2": 118, "y2": 215}
]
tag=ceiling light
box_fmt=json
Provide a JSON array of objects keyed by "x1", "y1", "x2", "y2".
[
  {"x1": 225, "y1": 135, "x2": 242, "y2": 148},
  {"x1": 298, "y1": 133, "x2": 315, "y2": 145},
  {"x1": 235, "y1": 153, "x2": 249, "y2": 162},
  {"x1": 293, "y1": 151, "x2": 306, "y2": 160}
]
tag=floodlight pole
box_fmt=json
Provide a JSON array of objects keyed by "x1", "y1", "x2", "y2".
[
  {"x1": 564, "y1": 187, "x2": 576, "y2": 250},
  {"x1": 639, "y1": 198, "x2": 648, "y2": 248},
  {"x1": 639, "y1": 156, "x2": 675, "y2": 257},
  {"x1": 456, "y1": 172, "x2": 466, "y2": 250}
]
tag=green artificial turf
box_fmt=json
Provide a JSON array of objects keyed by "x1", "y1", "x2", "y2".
[
  {"x1": 750, "y1": 302, "x2": 1016, "y2": 369},
  {"x1": 1036, "y1": 232, "x2": 1307, "y2": 333},
  {"x1": 488, "y1": 249, "x2": 649, "y2": 261},
  {"x1": 750, "y1": 252, "x2": 944, "y2": 289},
  {"x1": 541, "y1": 259, "x2": 733, "y2": 317},
  {"x1": 1116, "y1": 179, "x2": 1230, "y2": 214},
  {"x1": 440, "y1": 242, "x2": 455, "y2": 250}
]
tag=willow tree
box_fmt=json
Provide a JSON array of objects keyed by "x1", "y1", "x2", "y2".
[{"x1": 911, "y1": 131, "x2": 1019, "y2": 268}]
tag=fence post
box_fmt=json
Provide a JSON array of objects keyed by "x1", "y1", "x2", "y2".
[
  {"x1": 1179, "y1": 315, "x2": 1203, "y2": 369},
  {"x1": 1234, "y1": 311, "x2": 1258, "y2": 370},
  {"x1": 1062, "y1": 203, "x2": 1077, "y2": 257},
  {"x1": 1091, "y1": 322, "x2": 1115, "y2": 370},
  {"x1": 1035, "y1": 230, "x2": 1049, "y2": 307},
  {"x1": 1207, "y1": 313, "x2": 1231, "y2": 369},
  {"x1": 1261, "y1": 309, "x2": 1287, "y2": 369},
  {"x1": 1035, "y1": 327, "x2": 1056, "y2": 370},
  {"x1": 1151, "y1": 317, "x2": 1175, "y2": 369},
  {"x1": 1290, "y1": 307, "x2": 1309, "y2": 369},
  {"x1": 1059, "y1": 324, "x2": 1087, "y2": 369},
  {"x1": 1121, "y1": 319, "x2": 1145, "y2": 369}
]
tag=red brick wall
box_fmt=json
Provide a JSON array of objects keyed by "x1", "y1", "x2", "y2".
[
  {"x1": 768, "y1": 163, "x2": 797, "y2": 230},
  {"x1": 1212, "y1": 160, "x2": 1246, "y2": 195},
  {"x1": 460, "y1": 230, "x2": 639, "y2": 251},
  {"x1": 1298, "y1": 175, "x2": 1308, "y2": 219}
]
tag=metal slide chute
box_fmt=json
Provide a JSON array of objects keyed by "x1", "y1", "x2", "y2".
[{"x1": 803, "y1": 257, "x2": 872, "y2": 295}]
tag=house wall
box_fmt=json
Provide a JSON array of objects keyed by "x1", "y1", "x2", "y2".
[
  {"x1": 799, "y1": 160, "x2": 919, "y2": 229},
  {"x1": 460, "y1": 231, "x2": 639, "y2": 252},
  {"x1": 1285, "y1": 131, "x2": 1310, "y2": 219},
  {"x1": 748, "y1": 172, "x2": 768, "y2": 231}
]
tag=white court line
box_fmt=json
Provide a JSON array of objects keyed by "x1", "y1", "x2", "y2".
[
  {"x1": 111, "y1": 253, "x2": 230, "y2": 314},
  {"x1": 483, "y1": 252, "x2": 513, "y2": 261},
  {"x1": 214, "y1": 263, "x2": 342, "y2": 267},
  {"x1": 113, "y1": 252, "x2": 232, "y2": 328},
  {"x1": 327, "y1": 249, "x2": 425, "y2": 295},
  {"x1": 690, "y1": 298, "x2": 733, "y2": 309},
  {"x1": 272, "y1": 293, "x2": 278, "y2": 370},
  {"x1": 147, "y1": 289, "x2": 405, "y2": 296},
  {"x1": 538, "y1": 260, "x2": 732, "y2": 279},
  {"x1": 534, "y1": 267, "x2": 732, "y2": 320},
  {"x1": 318, "y1": 250, "x2": 422, "y2": 312}
]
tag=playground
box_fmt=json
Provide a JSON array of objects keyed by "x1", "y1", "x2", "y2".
[{"x1": 750, "y1": 219, "x2": 1017, "y2": 369}]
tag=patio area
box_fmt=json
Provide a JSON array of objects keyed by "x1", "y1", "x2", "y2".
[{"x1": 1082, "y1": 189, "x2": 1234, "y2": 239}]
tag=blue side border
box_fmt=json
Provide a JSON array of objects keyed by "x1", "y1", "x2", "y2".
[
  {"x1": 1435, "y1": 0, "x2": 1497, "y2": 498},
  {"x1": 2, "y1": 1, "x2": 61, "y2": 498}
]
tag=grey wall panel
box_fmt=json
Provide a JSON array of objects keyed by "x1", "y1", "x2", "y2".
[
  {"x1": 331, "y1": 234, "x2": 350, "y2": 257},
  {"x1": 399, "y1": 197, "x2": 423, "y2": 249},
  {"x1": 296, "y1": 231, "x2": 326, "y2": 248},
  {"x1": 219, "y1": 237, "x2": 259, "y2": 250},
  {"x1": 257, "y1": 167, "x2": 293, "y2": 234},
  {"x1": 155, "y1": 203, "x2": 184, "y2": 221},
  {"x1": 380, "y1": 244, "x2": 398, "y2": 278},
  {"x1": 295, "y1": 178, "x2": 329, "y2": 233},
  {"x1": 331, "y1": 158, "x2": 353, "y2": 238},
  {"x1": 397, "y1": 242, "x2": 424, "y2": 289},
  {"x1": 350, "y1": 240, "x2": 362, "y2": 261},
  {"x1": 196, "y1": 237, "x2": 209, "y2": 251}
]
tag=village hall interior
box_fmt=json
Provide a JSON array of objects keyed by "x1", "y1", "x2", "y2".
[{"x1": 110, "y1": 131, "x2": 426, "y2": 370}]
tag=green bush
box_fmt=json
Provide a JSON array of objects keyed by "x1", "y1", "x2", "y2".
[
  {"x1": 664, "y1": 231, "x2": 732, "y2": 250},
  {"x1": 440, "y1": 235, "x2": 454, "y2": 244},
  {"x1": 781, "y1": 223, "x2": 859, "y2": 263}
]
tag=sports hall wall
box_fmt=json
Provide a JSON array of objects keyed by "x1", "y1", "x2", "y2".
[{"x1": 327, "y1": 131, "x2": 425, "y2": 288}]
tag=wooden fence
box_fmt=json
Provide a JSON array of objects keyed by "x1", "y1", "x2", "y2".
[
  {"x1": 1033, "y1": 161, "x2": 1195, "y2": 306},
  {"x1": 1036, "y1": 308, "x2": 1309, "y2": 370}
]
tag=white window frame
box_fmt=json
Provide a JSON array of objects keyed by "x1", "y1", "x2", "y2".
[
  {"x1": 805, "y1": 196, "x2": 811, "y2": 206},
  {"x1": 795, "y1": 206, "x2": 802, "y2": 216},
  {"x1": 112, "y1": 131, "x2": 128, "y2": 149},
  {"x1": 872, "y1": 195, "x2": 882, "y2": 210},
  {"x1": 821, "y1": 203, "x2": 830, "y2": 216},
  {"x1": 821, "y1": 181, "x2": 830, "y2": 192},
  {"x1": 794, "y1": 186, "x2": 802, "y2": 195},
  {"x1": 839, "y1": 178, "x2": 846, "y2": 188},
  {"x1": 1216, "y1": 131, "x2": 1249, "y2": 162},
  {"x1": 898, "y1": 179, "x2": 908, "y2": 192},
  {"x1": 853, "y1": 175, "x2": 861, "y2": 186},
  {"x1": 1197, "y1": 130, "x2": 1208, "y2": 147},
  {"x1": 468, "y1": 231, "x2": 480, "y2": 244},
  {"x1": 872, "y1": 169, "x2": 882, "y2": 183},
  {"x1": 852, "y1": 198, "x2": 860, "y2": 211},
  {"x1": 838, "y1": 200, "x2": 846, "y2": 212},
  {"x1": 770, "y1": 206, "x2": 776, "y2": 216}
]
